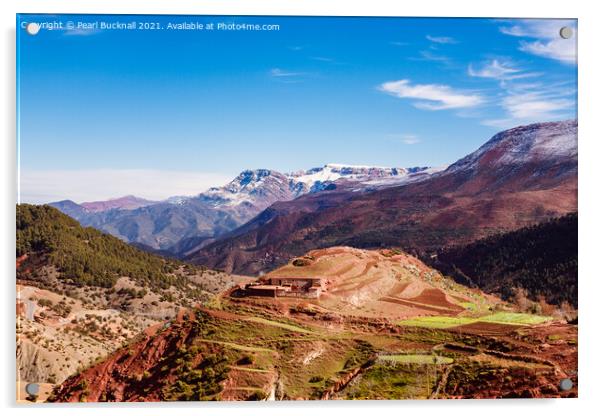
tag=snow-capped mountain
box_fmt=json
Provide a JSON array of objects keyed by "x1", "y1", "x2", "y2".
[
  {"x1": 49, "y1": 163, "x2": 438, "y2": 252},
  {"x1": 291, "y1": 163, "x2": 406, "y2": 184},
  {"x1": 289, "y1": 163, "x2": 418, "y2": 193},
  {"x1": 197, "y1": 169, "x2": 300, "y2": 208},
  {"x1": 192, "y1": 163, "x2": 440, "y2": 207},
  {"x1": 448, "y1": 120, "x2": 577, "y2": 173}
]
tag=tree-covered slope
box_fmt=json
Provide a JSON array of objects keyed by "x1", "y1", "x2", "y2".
[
  {"x1": 429, "y1": 213, "x2": 577, "y2": 307},
  {"x1": 17, "y1": 204, "x2": 200, "y2": 290}
]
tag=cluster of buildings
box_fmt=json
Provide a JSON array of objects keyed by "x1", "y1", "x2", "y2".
[{"x1": 239, "y1": 276, "x2": 324, "y2": 299}]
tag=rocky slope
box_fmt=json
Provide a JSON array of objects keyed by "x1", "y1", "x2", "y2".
[{"x1": 188, "y1": 120, "x2": 577, "y2": 275}]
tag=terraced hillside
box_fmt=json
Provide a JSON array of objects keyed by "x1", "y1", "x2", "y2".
[
  {"x1": 263, "y1": 247, "x2": 499, "y2": 320},
  {"x1": 49, "y1": 247, "x2": 577, "y2": 401},
  {"x1": 49, "y1": 299, "x2": 576, "y2": 401}
]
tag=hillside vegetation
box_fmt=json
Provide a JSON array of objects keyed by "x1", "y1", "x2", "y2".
[
  {"x1": 430, "y1": 213, "x2": 577, "y2": 307},
  {"x1": 16, "y1": 205, "x2": 248, "y2": 390},
  {"x1": 17, "y1": 204, "x2": 201, "y2": 290}
]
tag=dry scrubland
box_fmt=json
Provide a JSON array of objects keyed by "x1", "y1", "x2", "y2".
[{"x1": 16, "y1": 259, "x2": 246, "y2": 396}]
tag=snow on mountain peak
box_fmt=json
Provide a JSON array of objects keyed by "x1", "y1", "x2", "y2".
[
  {"x1": 289, "y1": 163, "x2": 409, "y2": 186},
  {"x1": 192, "y1": 163, "x2": 439, "y2": 208},
  {"x1": 197, "y1": 169, "x2": 294, "y2": 207},
  {"x1": 447, "y1": 120, "x2": 577, "y2": 173}
]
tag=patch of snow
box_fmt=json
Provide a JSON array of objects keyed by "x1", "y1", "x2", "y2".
[
  {"x1": 447, "y1": 120, "x2": 577, "y2": 173},
  {"x1": 191, "y1": 163, "x2": 441, "y2": 209},
  {"x1": 164, "y1": 195, "x2": 191, "y2": 205}
]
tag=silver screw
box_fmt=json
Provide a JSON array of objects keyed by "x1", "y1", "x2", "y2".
[
  {"x1": 25, "y1": 383, "x2": 40, "y2": 395},
  {"x1": 559, "y1": 378, "x2": 573, "y2": 391},
  {"x1": 559, "y1": 26, "x2": 573, "y2": 40}
]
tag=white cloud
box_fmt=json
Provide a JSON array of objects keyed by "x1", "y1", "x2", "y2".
[
  {"x1": 269, "y1": 68, "x2": 304, "y2": 77},
  {"x1": 426, "y1": 35, "x2": 458, "y2": 44},
  {"x1": 519, "y1": 39, "x2": 576, "y2": 64},
  {"x1": 499, "y1": 20, "x2": 577, "y2": 64},
  {"x1": 503, "y1": 92, "x2": 573, "y2": 120},
  {"x1": 468, "y1": 60, "x2": 542, "y2": 92},
  {"x1": 417, "y1": 50, "x2": 449, "y2": 63},
  {"x1": 499, "y1": 19, "x2": 569, "y2": 39},
  {"x1": 378, "y1": 79, "x2": 484, "y2": 110},
  {"x1": 386, "y1": 134, "x2": 421, "y2": 145},
  {"x1": 19, "y1": 169, "x2": 233, "y2": 204},
  {"x1": 482, "y1": 87, "x2": 575, "y2": 128},
  {"x1": 468, "y1": 60, "x2": 517, "y2": 79}
]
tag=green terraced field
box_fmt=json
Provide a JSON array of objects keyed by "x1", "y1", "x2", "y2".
[
  {"x1": 398, "y1": 312, "x2": 552, "y2": 329},
  {"x1": 397, "y1": 316, "x2": 477, "y2": 329},
  {"x1": 378, "y1": 354, "x2": 454, "y2": 365},
  {"x1": 244, "y1": 316, "x2": 316, "y2": 334},
  {"x1": 479, "y1": 312, "x2": 553, "y2": 325},
  {"x1": 196, "y1": 339, "x2": 275, "y2": 353}
]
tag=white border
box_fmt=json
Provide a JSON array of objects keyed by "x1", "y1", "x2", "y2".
[{"x1": 2, "y1": 1, "x2": 600, "y2": 415}]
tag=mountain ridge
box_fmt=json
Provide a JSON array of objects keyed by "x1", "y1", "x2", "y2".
[
  {"x1": 49, "y1": 163, "x2": 439, "y2": 252},
  {"x1": 187, "y1": 120, "x2": 577, "y2": 275}
]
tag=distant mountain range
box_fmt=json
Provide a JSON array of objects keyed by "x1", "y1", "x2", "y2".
[
  {"x1": 188, "y1": 120, "x2": 577, "y2": 275},
  {"x1": 49, "y1": 163, "x2": 441, "y2": 253},
  {"x1": 49, "y1": 120, "x2": 577, "y2": 278}
]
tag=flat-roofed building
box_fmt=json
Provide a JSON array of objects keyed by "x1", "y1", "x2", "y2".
[
  {"x1": 267, "y1": 276, "x2": 323, "y2": 289},
  {"x1": 241, "y1": 276, "x2": 324, "y2": 299}
]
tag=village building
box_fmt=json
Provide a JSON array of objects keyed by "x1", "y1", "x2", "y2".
[{"x1": 241, "y1": 276, "x2": 324, "y2": 299}]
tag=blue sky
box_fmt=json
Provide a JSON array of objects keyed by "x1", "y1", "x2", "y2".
[{"x1": 17, "y1": 15, "x2": 577, "y2": 203}]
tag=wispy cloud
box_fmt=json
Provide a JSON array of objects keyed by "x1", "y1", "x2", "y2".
[
  {"x1": 482, "y1": 82, "x2": 575, "y2": 128},
  {"x1": 19, "y1": 169, "x2": 233, "y2": 204},
  {"x1": 469, "y1": 59, "x2": 518, "y2": 79},
  {"x1": 269, "y1": 68, "x2": 304, "y2": 77},
  {"x1": 390, "y1": 41, "x2": 409, "y2": 47},
  {"x1": 499, "y1": 19, "x2": 577, "y2": 64},
  {"x1": 426, "y1": 35, "x2": 458, "y2": 44},
  {"x1": 407, "y1": 50, "x2": 455, "y2": 69},
  {"x1": 468, "y1": 59, "x2": 542, "y2": 84},
  {"x1": 416, "y1": 50, "x2": 450, "y2": 63},
  {"x1": 378, "y1": 79, "x2": 484, "y2": 111},
  {"x1": 386, "y1": 134, "x2": 421, "y2": 145},
  {"x1": 499, "y1": 19, "x2": 567, "y2": 38},
  {"x1": 520, "y1": 40, "x2": 576, "y2": 64},
  {"x1": 467, "y1": 56, "x2": 574, "y2": 128},
  {"x1": 269, "y1": 68, "x2": 313, "y2": 84},
  {"x1": 502, "y1": 92, "x2": 573, "y2": 120}
]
